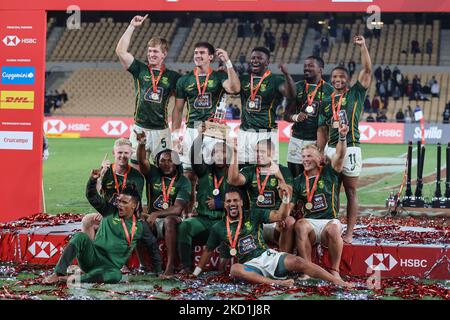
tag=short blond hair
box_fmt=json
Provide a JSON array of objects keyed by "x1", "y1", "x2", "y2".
[
  {"x1": 114, "y1": 138, "x2": 132, "y2": 148},
  {"x1": 301, "y1": 143, "x2": 321, "y2": 158},
  {"x1": 147, "y1": 37, "x2": 169, "y2": 54}
]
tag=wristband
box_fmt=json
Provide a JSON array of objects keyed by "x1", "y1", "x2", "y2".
[
  {"x1": 339, "y1": 135, "x2": 346, "y2": 141},
  {"x1": 292, "y1": 114, "x2": 299, "y2": 122},
  {"x1": 282, "y1": 195, "x2": 290, "y2": 204},
  {"x1": 138, "y1": 139, "x2": 146, "y2": 146},
  {"x1": 225, "y1": 60, "x2": 233, "y2": 69},
  {"x1": 193, "y1": 266, "x2": 202, "y2": 276}
]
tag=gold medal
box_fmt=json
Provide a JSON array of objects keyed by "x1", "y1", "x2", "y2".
[
  {"x1": 305, "y1": 105, "x2": 314, "y2": 114},
  {"x1": 213, "y1": 188, "x2": 220, "y2": 196},
  {"x1": 332, "y1": 121, "x2": 340, "y2": 129},
  {"x1": 151, "y1": 92, "x2": 159, "y2": 101},
  {"x1": 305, "y1": 202, "x2": 313, "y2": 210},
  {"x1": 257, "y1": 194, "x2": 265, "y2": 202},
  {"x1": 162, "y1": 202, "x2": 169, "y2": 209},
  {"x1": 229, "y1": 248, "x2": 237, "y2": 256}
]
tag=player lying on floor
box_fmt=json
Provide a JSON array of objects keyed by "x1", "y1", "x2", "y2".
[
  {"x1": 43, "y1": 170, "x2": 161, "y2": 284},
  {"x1": 192, "y1": 186, "x2": 353, "y2": 288}
]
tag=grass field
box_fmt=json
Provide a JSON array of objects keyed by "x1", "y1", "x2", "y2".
[{"x1": 43, "y1": 138, "x2": 445, "y2": 214}]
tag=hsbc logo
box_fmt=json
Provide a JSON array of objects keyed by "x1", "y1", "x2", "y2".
[
  {"x1": 2, "y1": 35, "x2": 37, "y2": 47},
  {"x1": 359, "y1": 125, "x2": 377, "y2": 141},
  {"x1": 365, "y1": 253, "x2": 398, "y2": 271},
  {"x1": 101, "y1": 120, "x2": 128, "y2": 136},
  {"x1": 44, "y1": 119, "x2": 67, "y2": 134},
  {"x1": 28, "y1": 241, "x2": 58, "y2": 258}
]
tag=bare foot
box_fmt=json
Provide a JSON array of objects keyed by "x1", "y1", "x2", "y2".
[
  {"x1": 275, "y1": 279, "x2": 295, "y2": 287},
  {"x1": 330, "y1": 270, "x2": 342, "y2": 280},
  {"x1": 335, "y1": 278, "x2": 354, "y2": 288},
  {"x1": 159, "y1": 267, "x2": 175, "y2": 279},
  {"x1": 42, "y1": 273, "x2": 66, "y2": 285},
  {"x1": 121, "y1": 265, "x2": 131, "y2": 274}
]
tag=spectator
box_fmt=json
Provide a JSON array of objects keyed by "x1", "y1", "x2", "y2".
[
  {"x1": 414, "y1": 105, "x2": 422, "y2": 122},
  {"x1": 343, "y1": 27, "x2": 351, "y2": 43},
  {"x1": 264, "y1": 28, "x2": 273, "y2": 48},
  {"x1": 407, "y1": 82, "x2": 414, "y2": 100},
  {"x1": 395, "y1": 109, "x2": 405, "y2": 123},
  {"x1": 348, "y1": 60, "x2": 356, "y2": 77},
  {"x1": 386, "y1": 78, "x2": 394, "y2": 97},
  {"x1": 244, "y1": 20, "x2": 252, "y2": 37},
  {"x1": 373, "y1": 27, "x2": 381, "y2": 38},
  {"x1": 61, "y1": 89, "x2": 68, "y2": 103},
  {"x1": 412, "y1": 75, "x2": 421, "y2": 94},
  {"x1": 366, "y1": 113, "x2": 375, "y2": 122},
  {"x1": 268, "y1": 33, "x2": 276, "y2": 52},
  {"x1": 253, "y1": 21, "x2": 262, "y2": 38},
  {"x1": 364, "y1": 95, "x2": 371, "y2": 113},
  {"x1": 237, "y1": 22, "x2": 244, "y2": 38},
  {"x1": 320, "y1": 35, "x2": 329, "y2": 53},
  {"x1": 443, "y1": 106, "x2": 450, "y2": 124},
  {"x1": 372, "y1": 95, "x2": 381, "y2": 112},
  {"x1": 427, "y1": 76, "x2": 436, "y2": 89},
  {"x1": 281, "y1": 29, "x2": 289, "y2": 48},
  {"x1": 336, "y1": 24, "x2": 343, "y2": 43},
  {"x1": 393, "y1": 85, "x2": 401, "y2": 100},
  {"x1": 411, "y1": 40, "x2": 420, "y2": 54},
  {"x1": 239, "y1": 52, "x2": 246, "y2": 65},
  {"x1": 383, "y1": 65, "x2": 392, "y2": 81},
  {"x1": 431, "y1": 80, "x2": 440, "y2": 97},
  {"x1": 392, "y1": 66, "x2": 402, "y2": 85},
  {"x1": 404, "y1": 106, "x2": 413, "y2": 123},
  {"x1": 376, "y1": 110, "x2": 387, "y2": 122},
  {"x1": 374, "y1": 66, "x2": 382, "y2": 81},
  {"x1": 378, "y1": 81, "x2": 386, "y2": 97},
  {"x1": 329, "y1": 24, "x2": 337, "y2": 48},
  {"x1": 426, "y1": 38, "x2": 433, "y2": 55}
]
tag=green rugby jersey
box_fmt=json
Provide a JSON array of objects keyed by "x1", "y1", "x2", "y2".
[
  {"x1": 176, "y1": 70, "x2": 228, "y2": 128},
  {"x1": 240, "y1": 165, "x2": 293, "y2": 211},
  {"x1": 318, "y1": 81, "x2": 368, "y2": 147},
  {"x1": 291, "y1": 163, "x2": 341, "y2": 219},
  {"x1": 144, "y1": 165, "x2": 191, "y2": 212},
  {"x1": 128, "y1": 59, "x2": 180, "y2": 130},
  {"x1": 193, "y1": 163, "x2": 228, "y2": 220},
  {"x1": 101, "y1": 165, "x2": 145, "y2": 203},
  {"x1": 291, "y1": 80, "x2": 334, "y2": 141},
  {"x1": 206, "y1": 209, "x2": 271, "y2": 264},
  {"x1": 239, "y1": 73, "x2": 285, "y2": 131}
]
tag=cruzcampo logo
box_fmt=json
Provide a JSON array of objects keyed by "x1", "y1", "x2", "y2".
[
  {"x1": 153, "y1": 183, "x2": 161, "y2": 190},
  {"x1": 143, "y1": 75, "x2": 151, "y2": 82},
  {"x1": 342, "y1": 97, "x2": 347, "y2": 105},
  {"x1": 207, "y1": 80, "x2": 214, "y2": 88},
  {"x1": 245, "y1": 221, "x2": 252, "y2": 231},
  {"x1": 318, "y1": 180, "x2": 325, "y2": 189},
  {"x1": 259, "y1": 83, "x2": 267, "y2": 92},
  {"x1": 186, "y1": 83, "x2": 196, "y2": 92},
  {"x1": 112, "y1": 217, "x2": 121, "y2": 225}
]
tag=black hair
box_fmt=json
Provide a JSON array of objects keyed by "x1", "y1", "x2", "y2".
[
  {"x1": 155, "y1": 149, "x2": 183, "y2": 175},
  {"x1": 211, "y1": 141, "x2": 233, "y2": 165},
  {"x1": 224, "y1": 187, "x2": 244, "y2": 200},
  {"x1": 121, "y1": 183, "x2": 143, "y2": 217},
  {"x1": 331, "y1": 66, "x2": 350, "y2": 77},
  {"x1": 194, "y1": 42, "x2": 215, "y2": 55},
  {"x1": 252, "y1": 47, "x2": 271, "y2": 60},
  {"x1": 305, "y1": 55, "x2": 325, "y2": 69}
]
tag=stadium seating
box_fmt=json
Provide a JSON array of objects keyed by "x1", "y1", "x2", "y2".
[
  {"x1": 323, "y1": 19, "x2": 440, "y2": 66},
  {"x1": 50, "y1": 18, "x2": 179, "y2": 62}
]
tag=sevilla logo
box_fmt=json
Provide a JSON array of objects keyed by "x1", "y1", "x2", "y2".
[
  {"x1": 365, "y1": 253, "x2": 398, "y2": 271},
  {"x1": 28, "y1": 241, "x2": 58, "y2": 259},
  {"x1": 101, "y1": 120, "x2": 128, "y2": 136},
  {"x1": 44, "y1": 119, "x2": 67, "y2": 134}
]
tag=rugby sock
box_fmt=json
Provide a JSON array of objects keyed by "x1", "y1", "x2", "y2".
[{"x1": 54, "y1": 243, "x2": 77, "y2": 275}]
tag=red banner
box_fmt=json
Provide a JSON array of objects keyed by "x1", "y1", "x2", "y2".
[
  {"x1": 1, "y1": 0, "x2": 449, "y2": 12},
  {"x1": 0, "y1": 11, "x2": 46, "y2": 222}
]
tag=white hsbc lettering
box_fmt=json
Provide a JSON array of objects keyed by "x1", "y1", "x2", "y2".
[
  {"x1": 68, "y1": 123, "x2": 90, "y2": 131},
  {"x1": 22, "y1": 38, "x2": 37, "y2": 44},
  {"x1": 400, "y1": 259, "x2": 427, "y2": 268},
  {"x1": 377, "y1": 129, "x2": 402, "y2": 137},
  {"x1": 413, "y1": 127, "x2": 442, "y2": 139}
]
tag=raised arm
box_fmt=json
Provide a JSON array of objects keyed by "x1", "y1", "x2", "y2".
[
  {"x1": 331, "y1": 124, "x2": 349, "y2": 172},
  {"x1": 115, "y1": 15, "x2": 148, "y2": 69},
  {"x1": 135, "y1": 130, "x2": 151, "y2": 176},
  {"x1": 86, "y1": 169, "x2": 114, "y2": 216},
  {"x1": 279, "y1": 63, "x2": 296, "y2": 102},
  {"x1": 216, "y1": 48, "x2": 240, "y2": 94},
  {"x1": 268, "y1": 183, "x2": 292, "y2": 222},
  {"x1": 355, "y1": 35, "x2": 372, "y2": 89},
  {"x1": 227, "y1": 139, "x2": 246, "y2": 186}
]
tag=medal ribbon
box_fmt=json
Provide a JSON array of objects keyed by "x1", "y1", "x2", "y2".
[
  {"x1": 214, "y1": 175, "x2": 225, "y2": 191},
  {"x1": 250, "y1": 70, "x2": 271, "y2": 101},
  {"x1": 304, "y1": 166, "x2": 323, "y2": 206},
  {"x1": 148, "y1": 64, "x2": 166, "y2": 93},
  {"x1": 226, "y1": 211, "x2": 242, "y2": 253},
  {"x1": 121, "y1": 215, "x2": 136, "y2": 247},
  {"x1": 194, "y1": 67, "x2": 213, "y2": 96},
  {"x1": 331, "y1": 89, "x2": 348, "y2": 122},
  {"x1": 112, "y1": 164, "x2": 131, "y2": 195},
  {"x1": 256, "y1": 167, "x2": 271, "y2": 197},
  {"x1": 305, "y1": 79, "x2": 324, "y2": 107},
  {"x1": 161, "y1": 176, "x2": 176, "y2": 205}
]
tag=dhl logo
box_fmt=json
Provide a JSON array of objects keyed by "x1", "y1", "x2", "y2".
[{"x1": 0, "y1": 91, "x2": 34, "y2": 109}]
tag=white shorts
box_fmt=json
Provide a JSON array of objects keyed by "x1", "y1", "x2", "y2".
[
  {"x1": 130, "y1": 125, "x2": 172, "y2": 162},
  {"x1": 287, "y1": 137, "x2": 316, "y2": 164},
  {"x1": 325, "y1": 146, "x2": 362, "y2": 177},
  {"x1": 180, "y1": 127, "x2": 223, "y2": 171},
  {"x1": 304, "y1": 218, "x2": 342, "y2": 245},
  {"x1": 244, "y1": 249, "x2": 287, "y2": 280},
  {"x1": 237, "y1": 129, "x2": 279, "y2": 164}
]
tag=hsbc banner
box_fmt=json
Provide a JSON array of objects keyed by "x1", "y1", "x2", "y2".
[{"x1": 404, "y1": 123, "x2": 450, "y2": 144}]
